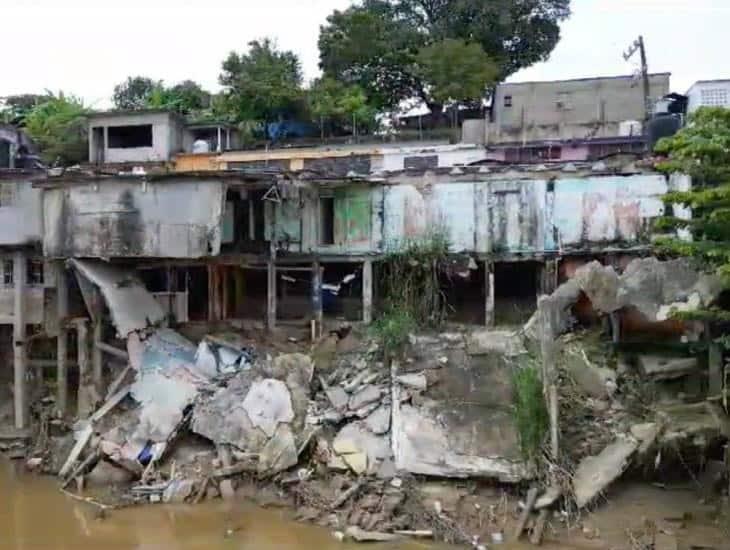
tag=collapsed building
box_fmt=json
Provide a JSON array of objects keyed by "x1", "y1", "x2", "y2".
[
  {"x1": 0, "y1": 106, "x2": 727, "y2": 545},
  {"x1": 0, "y1": 108, "x2": 694, "y2": 432}
]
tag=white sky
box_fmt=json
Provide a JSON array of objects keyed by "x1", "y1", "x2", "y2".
[{"x1": 2, "y1": 0, "x2": 727, "y2": 109}]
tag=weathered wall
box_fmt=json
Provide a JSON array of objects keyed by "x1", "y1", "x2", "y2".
[
  {"x1": 0, "y1": 179, "x2": 43, "y2": 245},
  {"x1": 490, "y1": 74, "x2": 670, "y2": 143},
  {"x1": 42, "y1": 179, "x2": 226, "y2": 258},
  {"x1": 552, "y1": 175, "x2": 667, "y2": 249},
  {"x1": 89, "y1": 112, "x2": 181, "y2": 163}
]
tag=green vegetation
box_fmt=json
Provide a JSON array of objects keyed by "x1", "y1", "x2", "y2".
[
  {"x1": 308, "y1": 77, "x2": 376, "y2": 137},
  {"x1": 23, "y1": 92, "x2": 89, "y2": 166},
  {"x1": 371, "y1": 231, "x2": 451, "y2": 356},
  {"x1": 654, "y1": 107, "x2": 730, "y2": 288},
  {"x1": 219, "y1": 38, "x2": 304, "y2": 124},
  {"x1": 112, "y1": 76, "x2": 211, "y2": 115},
  {"x1": 319, "y1": 0, "x2": 571, "y2": 111},
  {"x1": 512, "y1": 362, "x2": 549, "y2": 461}
]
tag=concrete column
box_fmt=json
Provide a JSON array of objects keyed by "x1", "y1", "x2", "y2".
[
  {"x1": 56, "y1": 262, "x2": 69, "y2": 416},
  {"x1": 92, "y1": 318, "x2": 103, "y2": 396},
  {"x1": 362, "y1": 260, "x2": 373, "y2": 324},
  {"x1": 216, "y1": 126, "x2": 222, "y2": 153},
  {"x1": 311, "y1": 261, "x2": 323, "y2": 329},
  {"x1": 485, "y1": 261, "x2": 495, "y2": 327},
  {"x1": 75, "y1": 319, "x2": 94, "y2": 419},
  {"x1": 13, "y1": 251, "x2": 28, "y2": 429}
]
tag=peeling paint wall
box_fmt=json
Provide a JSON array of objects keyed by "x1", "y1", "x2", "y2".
[
  {"x1": 553, "y1": 175, "x2": 667, "y2": 249},
  {"x1": 42, "y1": 179, "x2": 226, "y2": 258},
  {"x1": 0, "y1": 179, "x2": 43, "y2": 245}
]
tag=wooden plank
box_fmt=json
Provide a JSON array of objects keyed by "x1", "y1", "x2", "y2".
[
  {"x1": 91, "y1": 385, "x2": 131, "y2": 423},
  {"x1": 513, "y1": 487, "x2": 539, "y2": 541},
  {"x1": 58, "y1": 424, "x2": 93, "y2": 479}
]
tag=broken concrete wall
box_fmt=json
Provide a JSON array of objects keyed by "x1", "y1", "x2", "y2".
[
  {"x1": 526, "y1": 257, "x2": 723, "y2": 341},
  {"x1": 391, "y1": 331, "x2": 529, "y2": 482},
  {"x1": 42, "y1": 178, "x2": 226, "y2": 258}
]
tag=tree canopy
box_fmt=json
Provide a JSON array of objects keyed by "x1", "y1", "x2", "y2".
[
  {"x1": 112, "y1": 76, "x2": 160, "y2": 110},
  {"x1": 0, "y1": 94, "x2": 53, "y2": 126},
  {"x1": 113, "y1": 76, "x2": 211, "y2": 115},
  {"x1": 318, "y1": 0, "x2": 571, "y2": 110},
  {"x1": 655, "y1": 107, "x2": 730, "y2": 285},
  {"x1": 219, "y1": 39, "x2": 304, "y2": 123},
  {"x1": 308, "y1": 77, "x2": 376, "y2": 136},
  {"x1": 23, "y1": 92, "x2": 89, "y2": 166}
]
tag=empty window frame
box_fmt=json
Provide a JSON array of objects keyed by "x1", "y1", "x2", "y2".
[
  {"x1": 2, "y1": 260, "x2": 13, "y2": 286},
  {"x1": 503, "y1": 95, "x2": 513, "y2": 108},
  {"x1": 319, "y1": 196, "x2": 335, "y2": 245},
  {"x1": 107, "y1": 125, "x2": 153, "y2": 149},
  {"x1": 26, "y1": 260, "x2": 44, "y2": 286}
]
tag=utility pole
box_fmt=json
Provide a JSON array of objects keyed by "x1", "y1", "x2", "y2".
[{"x1": 623, "y1": 35, "x2": 651, "y2": 120}]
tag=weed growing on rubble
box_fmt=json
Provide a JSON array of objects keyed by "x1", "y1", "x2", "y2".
[
  {"x1": 371, "y1": 308, "x2": 417, "y2": 357},
  {"x1": 378, "y1": 230, "x2": 451, "y2": 325},
  {"x1": 512, "y1": 362, "x2": 549, "y2": 462},
  {"x1": 371, "y1": 230, "x2": 451, "y2": 356}
]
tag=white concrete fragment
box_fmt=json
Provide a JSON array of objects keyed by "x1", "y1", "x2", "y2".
[
  {"x1": 242, "y1": 378, "x2": 294, "y2": 437},
  {"x1": 364, "y1": 405, "x2": 391, "y2": 435},
  {"x1": 348, "y1": 385, "x2": 382, "y2": 410},
  {"x1": 395, "y1": 373, "x2": 427, "y2": 391},
  {"x1": 573, "y1": 438, "x2": 638, "y2": 508}
]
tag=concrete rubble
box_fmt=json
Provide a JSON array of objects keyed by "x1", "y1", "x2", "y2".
[
  {"x1": 524, "y1": 257, "x2": 723, "y2": 341},
  {"x1": 21, "y1": 256, "x2": 727, "y2": 548}
]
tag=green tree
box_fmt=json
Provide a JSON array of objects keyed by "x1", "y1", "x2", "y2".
[
  {"x1": 147, "y1": 80, "x2": 212, "y2": 115},
  {"x1": 0, "y1": 93, "x2": 53, "y2": 126},
  {"x1": 319, "y1": 0, "x2": 571, "y2": 111},
  {"x1": 655, "y1": 107, "x2": 730, "y2": 285},
  {"x1": 24, "y1": 92, "x2": 89, "y2": 166},
  {"x1": 112, "y1": 76, "x2": 160, "y2": 110},
  {"x1": 219, "y1": 38, "x2": 303, "y2": 123},
  {"x1": 308, "y1": 77, "x2": 376, "y2": 137},
  {"x1": 415, "y1": 38, "x2": 499, "y2": 107}
]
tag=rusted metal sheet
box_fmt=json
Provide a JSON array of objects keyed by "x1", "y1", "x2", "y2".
[
  {"x1": 42, "y1": 179, "x2": 225, "y2": 258},
  {"x1": 553, "y1": 175, "x2": 667, "y2": 248}
]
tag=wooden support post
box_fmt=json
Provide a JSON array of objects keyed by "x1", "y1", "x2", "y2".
[
  {"x1": 311, "y1": 261, "x2": 323, "y2": 335},
  {"x1": 56, "y1": 262, "x2": 69, "y2": 417},
  {"x1": 267, "y1": 256, "x2": 277, "y2": 332},
  {"x1": 707, "y1": 322, "x2": 723, "y2": 398},
  {"x1": 91, "y1": 289, "x2": 104, "y2": 396},
  {"x1": 485, "y1": 260, "x2": 495, "y2": 328},
  {"x1": 539, "y1": 297, "x2": 559, "y2": 461},
  {"x1": 13, "y1": 250, "x2": 28, "y2": 429},
  {"x1": 362, "y1": 260, "x2": 373, "y2": 324}
]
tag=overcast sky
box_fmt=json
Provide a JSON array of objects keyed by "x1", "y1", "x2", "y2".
[{"x1": 3, "y1": 0, "x2": 727, "y2": 108}]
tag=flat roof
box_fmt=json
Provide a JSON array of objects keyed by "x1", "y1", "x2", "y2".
[
  {"x1": 87, "y1": 108, "x2": 182, "y2": 120},
  {"x1": 500, "y1": 72, "x2": 671, "y2": 88}
]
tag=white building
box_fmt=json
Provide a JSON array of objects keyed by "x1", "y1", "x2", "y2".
[{"x1": 686, "y1": 80, "x2": 730, "y2": 113}]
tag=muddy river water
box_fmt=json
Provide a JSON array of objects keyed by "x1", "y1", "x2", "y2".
[
  {"x1": 0, "y1": 459, "x2": 454, "y2": 550},
  {"x1": 2, "y1": 458, "x2": 727, "y2": 549}
]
